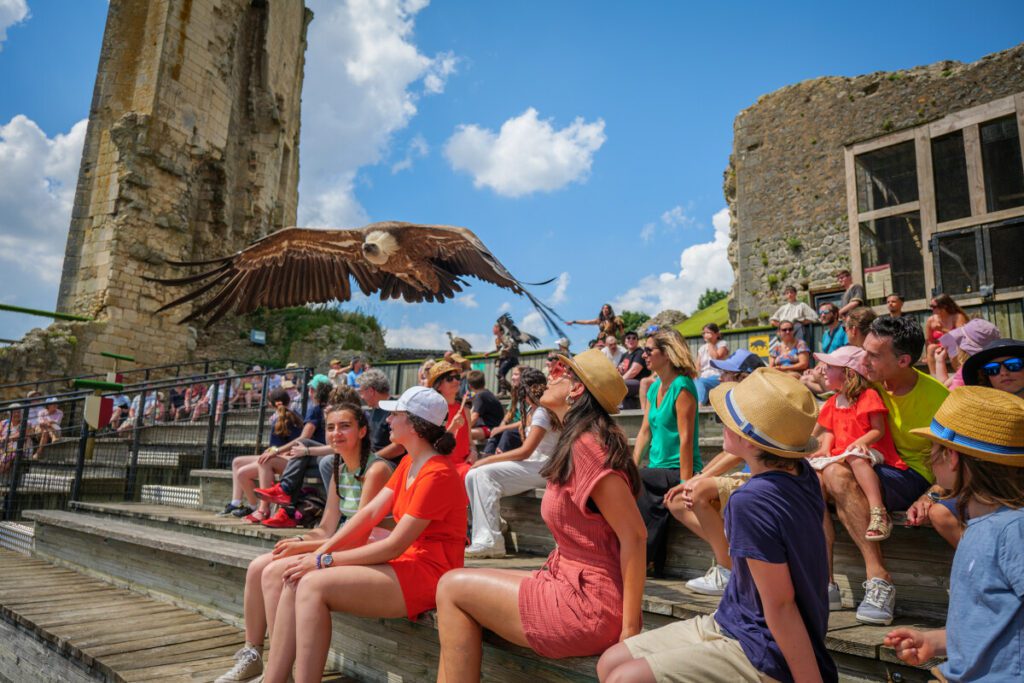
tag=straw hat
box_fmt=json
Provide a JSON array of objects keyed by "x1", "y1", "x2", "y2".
[
  {"x1": 427, "y1": 360, "x2": 460, "y2": 388},
  {"x1": 555, "y1": 348, "x2": 626, "y2": 415},
  {"x1": 449, "y1": 353, "x2": 469, "y2": 366},
  {"x1": 909, "y1": 386, "x2": 1024, "y2": 467},
  {"x1": 708, "y1": 367, "x2": 818, "y2": 458}
]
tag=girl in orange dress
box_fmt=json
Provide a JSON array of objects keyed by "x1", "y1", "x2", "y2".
[
  {"x1": 429, "y1": 360, "x2": 473, "y2": 478},
  {"x1": 434, "y1": 349, "x2": 646, "y2": 682},
  {"x1": 263, "y1": 386, "x2": 468, "y2": 683}
]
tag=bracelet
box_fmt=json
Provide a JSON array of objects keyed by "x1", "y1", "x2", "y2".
[
  {"x1": 295, "y1": 535, "x2": 304, "y2": 541},
  {"x1": 315, "y1": 553, "x2": 322, "y2": 570}
]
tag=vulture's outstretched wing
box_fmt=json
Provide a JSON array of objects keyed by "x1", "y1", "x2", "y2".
[
  {"x1": 146, "y1": 228, "x2": 382, "y2": 325},
  {"x1": 392, "y1": 223, "x2": 568, "y2": 337}
]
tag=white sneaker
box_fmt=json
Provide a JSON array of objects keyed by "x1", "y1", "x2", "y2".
[
  {"x1": 856, "y1": 578, "x2": 896, "y2": 625},
  {"x1": 685, "y1": 564, "x2": 731, "y2": 596},
  {"x1": 465, "y1": 542, "x2": 506, "y2": 559},
  {"x1": 215, "y1": 645, "x2": 263, "y2": 682}
]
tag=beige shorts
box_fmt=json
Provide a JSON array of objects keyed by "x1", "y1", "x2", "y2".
[
  {"x1": 624, "y1": 613, "x2": 778, "y2": 683},
  {"x1": 714, "y1": 473, "x2": 751, "y2": 508}
]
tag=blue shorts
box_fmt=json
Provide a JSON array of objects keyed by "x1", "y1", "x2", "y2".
[{"x1": 874, "y1": 464, "x2": 930, "y2": 512}]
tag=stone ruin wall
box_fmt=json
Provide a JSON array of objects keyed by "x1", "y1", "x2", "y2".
[
  {"x1": 10, "y1": 0, "x2": 311, "y2": 382},
  {"x1": 725, "y1": 43, "x2": 1024, "y2": 327}
]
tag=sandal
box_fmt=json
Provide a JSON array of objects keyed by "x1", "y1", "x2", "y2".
[
  {"x1": 866, "y1": 506, "x2": 892, "y2": 542},
  {"x1": 244, "y1": 510, "x2": 268, "y2": 524}
]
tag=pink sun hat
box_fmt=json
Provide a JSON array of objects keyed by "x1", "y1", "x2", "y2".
[
  {"x1": 813, "y1": 346, "x2": 867, "y2": 376},
  {"x1": 939, "y1": 318, "x2": 1001, "y2": 358}
]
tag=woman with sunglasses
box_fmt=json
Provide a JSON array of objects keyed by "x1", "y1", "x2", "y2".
[
  {"x1": 925, "y1": 293, "x2": 969, "y2": 376},
  {"x1": 429, "y1": 360, "x2": 473, "y2": 478},
  {"x1": 769, "y1": 323, "x2": 810, "y2": 377},
  {"x1": 434, "y1": 350, "x2": 645, "y2": 679}
]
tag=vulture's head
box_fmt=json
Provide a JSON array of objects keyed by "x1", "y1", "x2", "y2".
[{"x1": 362, "y1": 230, "x2": 399, "y2": 266}]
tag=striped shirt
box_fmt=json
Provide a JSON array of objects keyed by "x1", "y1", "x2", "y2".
[{"x1": 335, "y1": 453, "x2": 395, "y2": 520}]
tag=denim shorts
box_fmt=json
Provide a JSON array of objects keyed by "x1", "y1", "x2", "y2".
[{"x1": 874, "y1": 464, "x2": 930, "y2": 512}]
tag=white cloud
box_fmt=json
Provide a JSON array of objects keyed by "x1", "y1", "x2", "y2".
[
  {"x1": 549, "y1": 271, "x2": 570, "y2": 305},
  {"x1": 519, "y1": 311, "x2": 546, "y2": 338},
  {"x1": 299, "y1": 0, "x2": 456, "y2": 226},
  {"x1": 455, "y1": 293, "x2": 479, "y2": 309},
  {"x1": 639, "y1": 222, "x2": 656, "y2": 243},
  {"x1": 612, "y1": 208, "x2": 733, "y2": 316},
  {"x1": 0, "y1": 0, "x2": 28, "y2": 50},
  {"x1": 390, "y1": 133, "x2": 429, "y2": 174},
  {"x1": 385, "y1": 321, "x2": 489, "y2": 350},
  {"x1": 497, "y1": 301, "x2": 512, "y2": 313},
  {"x1": 0, "y1": 115, "x2": 87, "y2": 285},
  {"x1": 444, "y1": 108, "x2": 606, "y2": 197},
  {"x1": 661, "y1": 204, "x2": 694, "y2": 228}
]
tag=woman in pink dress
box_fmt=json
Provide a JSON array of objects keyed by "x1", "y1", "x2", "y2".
[{"x1": 434, "y1": 349, "x2": 646, "y2": 681}]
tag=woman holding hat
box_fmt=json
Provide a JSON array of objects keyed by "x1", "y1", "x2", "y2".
[
  {"x1": 885, "y1": 387, "x2": 1024, "y2": 682},
  {"x1": 262, "y1": 386, "x2": 468, "y2": 683},
  {"x1": 429, "y1": 360, "x2": 473, "y2": 477},
  {"x1": 435, "y1": 349, "x2": 645, "y2": 679},
  {"x1": 932, "y1": 318, "x2": 1001, "y2": 388},
  {"x1": 600, "y1": 368, "x2": 837, "y2": 683}
]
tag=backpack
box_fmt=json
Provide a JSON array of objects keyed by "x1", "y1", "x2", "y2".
[{"x1": 291, "y1": 486, "x2": 326, "y2": 529}]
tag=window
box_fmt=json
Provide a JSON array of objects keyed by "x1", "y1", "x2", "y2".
[
  {"x1": 931, "y1": 131, "x2": 972, "y2": 223},
  {"x1": 931, "y1": 218, "x2": 1024, "y2": 296},
  {"x1": 989, "y1": 220, "x2": 1024, "y2": 291},
  {"x1": 933, "y1": 230, "x2": 982, "y2": 296},
  {"x1": 980, "y1": 116, "x2": 1024, "y2": 212},
  {"x1": 855, "y1": 141, "x2": 918, "y2": 213},
  {"x1": 859, "y1": 212, "x2": 925, "y2": 304}
]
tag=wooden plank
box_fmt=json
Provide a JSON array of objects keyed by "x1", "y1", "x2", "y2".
[
  {"x1": 84, "y1": 623, "x2": 239, "y2": 659},
  {"x1": 916, "y1": 128, "x2": 937, "y2": 297},
  {"x1": 73, "y1": 613, "x2": 217, "y2": 649},
  {"x1": 857, "y1": 200, "x2": 921, "y2": 223},
  {"x1": 963, "y1": 124, "x2": 987, "y2": 217},
  {"x1": 927, "y1": 94, "x2": 1016, "y2": 138},
  {"x1": 102, "y1": 635, "x2": 244, "y2": 670},
  {"x1": 845, "y1": 147, "x2": 863, "y2": 285}
]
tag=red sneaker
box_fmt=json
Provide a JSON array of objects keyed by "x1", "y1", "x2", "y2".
[
  {"x1": 261, "y1": 508, "x2": 298, "y2": 528},
  {"x1": 254, "y1": 483, "x2": 292, "y2": 506}
]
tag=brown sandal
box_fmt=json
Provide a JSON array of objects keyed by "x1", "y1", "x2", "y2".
[{"x1": 866, "y1": 506, "x2": 892, "y2": 542}]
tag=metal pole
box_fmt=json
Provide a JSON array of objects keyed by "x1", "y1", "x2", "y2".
[
  {"x1": 215, "y1": 377, "x2": 232, "y2": 468},
  {"x1": 2, "y1": 405, "x2": 32, "y2": 520},
  {"x1": 70, "y1": 404, "x2": 90, "y2": 503},
  {"x1": 202, "y1": 381, "x2": 219, "y2": 469},
  {"x1": 254, "y1": 370, "x2": 269, "y2": 453},
  {"x1": 125, "y1": 388, "x2": 147, "y2": 501}
]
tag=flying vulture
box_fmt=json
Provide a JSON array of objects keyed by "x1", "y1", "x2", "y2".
[{"x1": 147, "y1": 221, "x2": 568, "y2": 336}]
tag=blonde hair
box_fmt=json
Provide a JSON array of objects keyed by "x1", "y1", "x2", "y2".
[
  {"x1": 950, "y1": 451, "x2": 1024, "y2": 520},
  {"x1": 840, "y1": 366, "x2": 869, "y2": 403},
  {"x1": 651, "y1": 329, "x2": 697, "y2": 378}
]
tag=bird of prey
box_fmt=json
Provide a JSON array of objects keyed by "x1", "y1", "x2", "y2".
[
  {"x1": 147, "y1": 222, "x2": 568, "y2": 336},
  {"x1": 446, "y1": 331, "x2": 473, "y2": 356},
  {"x1": 497, "y1": 313, "x2": 541, "y2": 349}
]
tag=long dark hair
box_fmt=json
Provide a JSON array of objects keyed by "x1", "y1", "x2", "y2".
[
  {"x1": 325, "y1": 403, "x2": 373, "y2": 496},
  {"x1": 540, "y1": 389, "x2": 639, "y2": 495},
  {"x1": 519, "y1": 367, "x2": 560, "y2": 432},
  {"x1": 269, "y1": 388, "x2": 301, "y2": 437},
  {"x1": 313, "y1": 380, "x2": 332, "y2": 406},
  {"x1": 407, "y1": 414, "x2": 456, "y2": 455}
]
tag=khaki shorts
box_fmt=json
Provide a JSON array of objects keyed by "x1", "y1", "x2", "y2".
[
  {"x1": 624, "y1": 613, "x2": 779, "y2": 683},
  {"x1": 714, "y1": 473, "x2": 751, "y2": 508}
]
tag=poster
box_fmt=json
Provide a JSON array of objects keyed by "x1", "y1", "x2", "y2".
[
  {"x1": 864, "y1": 264, "x2": 893, "y2": 300},
  {"x1": 748, "y1": 334, "x2": 770, "y2": 360}
]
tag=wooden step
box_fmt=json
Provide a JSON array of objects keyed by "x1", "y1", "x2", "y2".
[{"x1": 22, "y1": 508, "x2": 938, "y2": 682}]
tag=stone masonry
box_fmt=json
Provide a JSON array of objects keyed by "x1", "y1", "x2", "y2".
[
  {"x1": 725, "y1": 43, "x2": 1024, "y2": 326},
  {"x1": 53, "y1": 0, "x2": 310, "y2": 374}
]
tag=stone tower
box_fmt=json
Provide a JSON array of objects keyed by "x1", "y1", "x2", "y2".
[{"x1": 55, "y1": 0, "x2": 310, "y2": 372}]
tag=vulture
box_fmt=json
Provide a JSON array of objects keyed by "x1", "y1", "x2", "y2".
[
  {"x1": 147, "y1": 222, "x2": 568, "y2": 336},
  {"x1": 446, "y1": 331, "x2": 473, "y2": 356},
  {"x1": 497, "y1": 313, "x2": 541, "y2": 348}
]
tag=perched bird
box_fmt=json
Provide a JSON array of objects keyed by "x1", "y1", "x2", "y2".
[
  {"x1": 147, "y1": 221, "x2": 567, "y2": 335},
  {"x1": 447, "y1": 331, "x2": 473, "y2": 356}
]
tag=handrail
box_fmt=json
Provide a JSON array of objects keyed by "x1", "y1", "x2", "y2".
[
  {"x1": 0, "y1": 302, "x2": 94, "y2": 322},
  {"x1": 0, "y1": 357, "x2": 259, "y2": 393}
]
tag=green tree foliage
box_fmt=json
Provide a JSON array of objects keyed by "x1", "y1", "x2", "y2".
[
  {"x1": 620, "y1": 310, "x2": 651, "y2": 336},
  {"x1": 697, "y1": 288, "x2": 728, "y2": 311}
]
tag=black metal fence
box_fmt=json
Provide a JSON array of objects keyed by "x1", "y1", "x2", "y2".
[{"x1": 0, "y1": 365, "x2": 313, "y2": 521}]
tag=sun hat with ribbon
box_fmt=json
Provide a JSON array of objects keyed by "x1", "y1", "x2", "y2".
[
  {"x1": 939, "y1": 318, "x2": 1001, "y2": 358},
  {"x1": 379, "y1": 386, "x2": 449, "y2": 427},
  {"x1": 427, "y1": 360, "x2": 461, "y2": 388},
  {"x1": 813, "y1": 345, "x2": 867, "y2": 376},
  {"x1": 708, "y1": 367, "x2": 819, "y2": 458},
  {"x1": 909, "y1": 386, "x2": 1024, "y2": 467},
  {"x1": 555, "y1": 348, "x2": 627, "y2": 415}
]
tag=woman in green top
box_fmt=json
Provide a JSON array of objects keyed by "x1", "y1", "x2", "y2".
[
  {"x1": 215, "y1": 403, "x2": 395, "y2": 683},
  {"x1": 633, "y1": 328, "x2": 701, "y2": 576}
]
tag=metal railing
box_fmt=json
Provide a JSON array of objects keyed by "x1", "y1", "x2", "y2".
[{"x1": 0, "y1": 366, "x2": 313, "y2": 521}]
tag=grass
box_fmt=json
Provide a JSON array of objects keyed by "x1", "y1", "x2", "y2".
[{"x1": 676, "y1": 297, "x2": 729, "y2": 338}]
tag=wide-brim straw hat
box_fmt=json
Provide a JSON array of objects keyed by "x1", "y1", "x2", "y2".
[
  {"x1": 556, "y1": 349, "x2": 627, "y2": 415},
  {"x1": 709, "y1": 367, "x2": 819, "y2": 458},
  {"x1": 909, "y1": 386, "x2": 1024, "y2": 467},
  {"x1": 427, "y1": 360, "x2": 460, "y2": 388}
]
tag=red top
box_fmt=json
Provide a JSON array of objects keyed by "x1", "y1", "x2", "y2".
[
  {"x1": 385, "y1": 454, "x2": 468, "y2": 619},
  {"x1": 446, "y1": 402, "x2": 471, "y2": 466},
  {"x1": 817, "y1": 388, "x2": 906, "y2": 469}
]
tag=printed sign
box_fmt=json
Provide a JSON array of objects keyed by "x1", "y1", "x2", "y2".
[
  {"x1": 864, "y1": 264, "x2": 893, "y2": 300},
  {"x1": 748, "y1": 334, "x2": 771, "y2": 359},
  {"x1": 249, "y1": 329, "x2": 267, "y2": 345}
]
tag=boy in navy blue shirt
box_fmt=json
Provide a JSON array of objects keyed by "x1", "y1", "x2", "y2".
[{"x1": 598, "y1": 368, "x2": 837, "y2": 683}]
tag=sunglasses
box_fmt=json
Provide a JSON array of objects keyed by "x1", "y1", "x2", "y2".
[
  {"x1": 779, "y1": 327, "x2": 794, "y2": 333},
  {"x1": 642, "y1": 346, "x2": 656, "y2": 356},
  {"x1": 442, "y1": 374, "x2": 461, "y2": 382},
  {"x1": 818, "y1": 310, "x2": 832, "y2": 315},
  {"x1": 982, "y1": 357, "x2": 1024, "y2": 375}
]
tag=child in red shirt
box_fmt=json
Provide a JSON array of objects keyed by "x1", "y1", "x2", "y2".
[{"x1": 808, "y1": 346, "x2": 905, "y2": 541}]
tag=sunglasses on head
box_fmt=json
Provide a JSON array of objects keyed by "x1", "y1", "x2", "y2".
[{"x1": 983, "y1": 357, "x2": 1024, "y2": 375}]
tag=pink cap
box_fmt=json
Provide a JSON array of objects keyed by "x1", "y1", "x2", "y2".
[{"x1": 813, "y1": 346, "x2": 867, "y2": 376}]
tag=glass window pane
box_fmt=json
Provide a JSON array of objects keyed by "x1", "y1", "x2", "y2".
[
  {"x1": 932, "y1": 131, "x2": 971, "y2": 223},
  {"x1": 934, "y1": 231, "x2": 981, "y2": 296},
  {"x1": 980, "y1": 116, "x2": 1024, "y2": 212},
  {"x1": 856, "y1": 141, "x2": 918, "y2": 213},
  {"x1": 990, "y1": 221, "x2": 1024, "y2": 291},
  {"x1": 859, "y1": 212, "x2": 925, "y2": 304}
]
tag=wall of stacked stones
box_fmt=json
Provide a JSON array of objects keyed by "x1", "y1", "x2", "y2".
[{"x1": 726, "y1": 44, "x2": 1024, "y2": 326}]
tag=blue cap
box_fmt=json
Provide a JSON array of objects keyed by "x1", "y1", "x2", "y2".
[{"x1": 710, "y1": 349, "x2": 765, "y2": 374}]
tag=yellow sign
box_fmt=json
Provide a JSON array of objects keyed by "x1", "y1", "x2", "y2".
[{"x1": 748, "y1": 334, "x2": 770, "y2": 359}]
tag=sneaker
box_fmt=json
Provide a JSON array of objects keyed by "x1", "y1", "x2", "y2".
[
  {"x1": 217, "y1": 502, "x2": 244, "y2": 517},
  {"x1": 465, "y1": 543, "x2": 506, "y2": 559},
  {"x1": 254, "y1": 483, "x2": 292, "y2": 506},
  {"x1": 214, "y1": 645, "x2": 262, "y2": 682},
  {"x1": 856, "y1": 578, "x2": 895, "y2": 625},
  {"x1": 685, "y1": 564, "x2": 731, "y2": 596},
  {"x1": 230, "y1": 505, "x2": 255, "y2": 518},
  {"x1": 827, "y1": 582, "x2": 842, "y2": 611},
  {"x1": 261, "y1": 508, "x2": 298, "y2": 529}
]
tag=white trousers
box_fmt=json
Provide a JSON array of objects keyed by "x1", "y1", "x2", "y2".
[{"x1": 465, "y1": 459, "x2": 547, "y2": 549}]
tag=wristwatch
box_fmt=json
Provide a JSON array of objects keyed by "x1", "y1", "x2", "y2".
[
  {"x1": 316, "y1": 553, "x2": 334, "y2": 570},
  {"x1": 927, "y1": 491, "x2": 942, "y2": 503}
]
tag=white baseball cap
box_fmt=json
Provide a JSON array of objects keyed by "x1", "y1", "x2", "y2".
[{"x1": 379, "y1": 386, "x2": 448, "y2": 426}]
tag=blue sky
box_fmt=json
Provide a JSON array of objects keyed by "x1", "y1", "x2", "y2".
[{"x1": 1, "y1": 0, "x2": 1023, "y2": 351}]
